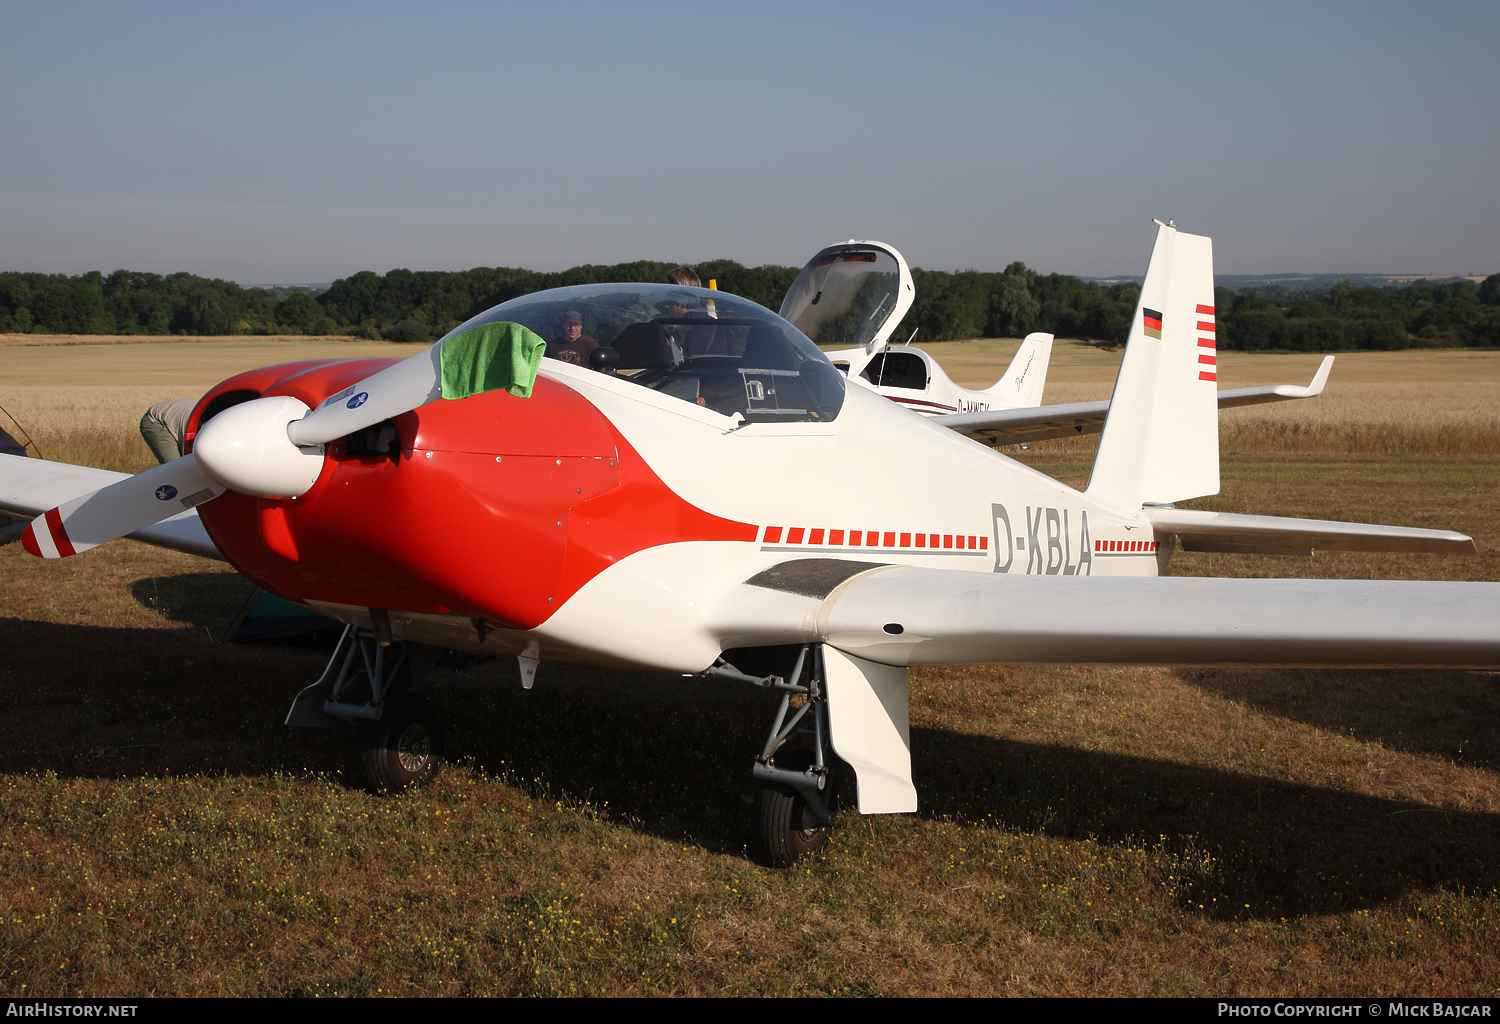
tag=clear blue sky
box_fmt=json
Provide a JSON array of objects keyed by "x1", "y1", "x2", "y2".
[{"x1": 2, "y1": 1, "x2": 1495, "y2": 282}]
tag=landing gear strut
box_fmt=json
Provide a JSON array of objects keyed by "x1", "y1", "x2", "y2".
[
  {"x1": 286, "y1": 623, "x2": 447, "y2": 792},
  {"x1": 709, "y1": 644, "x2": 835, "y2": 867}
]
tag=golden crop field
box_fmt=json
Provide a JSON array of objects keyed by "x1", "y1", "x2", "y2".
[
  {"x1": 920, "y1": 337, "x2": 1500, "y2": 457},
  {"x1": 1, "y1": 335, "x2": 1497, "y2": 996}
]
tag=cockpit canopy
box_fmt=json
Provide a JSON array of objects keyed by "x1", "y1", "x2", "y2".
[
  {"x1": 449, "y1": 283, "x2": 846, "y2": 423},
  {"x1": 778, "y1": 242, "x2": 914, "y2": 351}
]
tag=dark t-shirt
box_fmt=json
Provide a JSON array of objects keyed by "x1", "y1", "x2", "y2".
[{"x1": 548, "y1": 334, "x2": 598, "y2": 366}]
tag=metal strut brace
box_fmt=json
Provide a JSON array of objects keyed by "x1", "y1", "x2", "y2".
[
  {"x1": 707, "y1": 644, "x2": 833, "y2": 826},
  {"x1": 285, "y1": 624, "x2": 446, "y2": 729},
  {"x1": 323, "y1": 624, "x2": 410, "y2": 720}
]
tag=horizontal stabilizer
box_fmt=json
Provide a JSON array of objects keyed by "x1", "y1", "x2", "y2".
[
  {"x1": 1145, "y1": 506, "x2": 1473, "y2": 555},
  {"x1": 819, "y1": 568, "x2": 1500, "y2": 668}
]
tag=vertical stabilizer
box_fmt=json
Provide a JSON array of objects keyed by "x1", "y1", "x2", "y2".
[
  {"x1": 1085, "y1": 222, "x2": 1218, "y2": 509},
  {"x1": 986, "y1": 332, "x2": 1053, "y2": 407}
]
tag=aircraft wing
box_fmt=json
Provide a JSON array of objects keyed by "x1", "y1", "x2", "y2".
[
  {"x1": 721, "y1": 556, "x2": 1498, "y2": 814},
  {"x1": 0, "y1": 454, "x2": 222, "y2": 560},
  {"x1": 936, "y1": 356, "x2": 1334, "y2": 447},
  {"x1": 936, "y1": 398, "x2": 1114, "y2": 446},
  {"x1": 749, "y1": 564, "x2": 1500, "y2": 669}
]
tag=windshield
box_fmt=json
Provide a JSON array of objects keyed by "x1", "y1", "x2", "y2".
[
  {"x1": 778, "y1": 247, "x2": 904, "y2": 349},
  {"x1": 448, "y1": 283, "x2": 846, "y2": 423}
]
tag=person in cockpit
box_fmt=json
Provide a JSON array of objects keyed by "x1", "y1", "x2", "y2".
[{"x1": 547, "y1": 310, "x2": 598, "y2": 366}]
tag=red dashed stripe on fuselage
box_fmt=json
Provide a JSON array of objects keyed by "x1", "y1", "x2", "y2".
[
  {"x1": 761, "y1": 526, "x2": 989, "y2": 556},
  {"x1": 1093, "y1": 539, "x2": 1158, "y2": 556}
]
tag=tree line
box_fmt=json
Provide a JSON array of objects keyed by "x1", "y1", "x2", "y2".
[
  {"x1": 2, "y1": 262, "x2": 1495, "y2": 350},
  {"x1": 1215, "y1": 277, "x2": 1500, "y2": 351}
]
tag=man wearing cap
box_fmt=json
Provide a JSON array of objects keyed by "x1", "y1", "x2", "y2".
[{"x1": 547, "y1": 310, "x2": 598, "y2": 366}]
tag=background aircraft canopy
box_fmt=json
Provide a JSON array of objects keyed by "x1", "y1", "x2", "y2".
[
  {"x1": 454, "y1": 283, "x2": 847, "y2": 423},
  {"x1": 778, "y1": 243, "x2": 914, "y2": 352}
]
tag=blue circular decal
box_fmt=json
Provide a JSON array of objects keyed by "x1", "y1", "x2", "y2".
[
  {"x1": 347, "y1": 392, "x2": 369, "y2": 410},
  {"x1": 155, "y1": 485, "x2": 178, "y2": 501}
]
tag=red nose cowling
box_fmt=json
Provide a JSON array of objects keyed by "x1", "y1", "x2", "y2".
[{"x1": 190, "y1": 359, "x2": 755, "y2": 629}]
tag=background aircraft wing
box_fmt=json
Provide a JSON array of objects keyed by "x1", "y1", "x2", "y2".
[
  {"x1": 934, "y1": 356, "x2": 1335, "y2": 447},
  {"x1": 0, "y1": 454, "x2": 221, "y2": 560},
  {"x1": 806, "y1": 566, "x2": 1500, "y2": 669},
  {"x1": 936, "y1": 399, "x2": 1112, "y2": 446},
  {"x1": 1145, "y1": 507, "x2": 1473, "y2": 556},
  {"x1": 1215, "y1": 354, "x2": 1334, "y2": 409}
]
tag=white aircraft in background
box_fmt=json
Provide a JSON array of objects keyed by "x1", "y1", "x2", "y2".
[
  {"x1": 826, "y1": 333, "x2": 1056, "y2": 416},
  {"x1": 3, "y1": 221, "x2": 1491, "y2": 869},
  {"x1": 779, "y1": 241, "x2": 1056, "y2": 416},
  {"x1": 781, "y1": 240, "x2": 1333, "y2": 442}
]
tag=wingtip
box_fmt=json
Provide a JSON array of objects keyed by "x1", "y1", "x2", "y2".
[
  {"x1": 20, "y1": 521, "x2": 44, "y2": 558},
  {"x1": 1308, "y1": 355, "x2": 1335, "y2": 395}
]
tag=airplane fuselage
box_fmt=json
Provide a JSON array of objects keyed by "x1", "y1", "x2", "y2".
[{"x1": 190, "y1": 356, "x2": 1159, "y2": 674}]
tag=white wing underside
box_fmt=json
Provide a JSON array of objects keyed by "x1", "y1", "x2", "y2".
[
  {"x1": 728, "y1": 562, "x2": 1500, "y2": 670},
  {"x1": 0, "y1": 454, "x2": 221, "y2": 560}
]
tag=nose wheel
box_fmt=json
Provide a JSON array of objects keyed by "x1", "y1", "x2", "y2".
[
  {"x1": 286, "y1": 625, "x2": 449, "y2": 793},
  {"x1": 360, "y1": 693, "x2": 445, "y2": 792},
  {"x1": 709, "y1": 644, "x2": 836, "y2": 867}
]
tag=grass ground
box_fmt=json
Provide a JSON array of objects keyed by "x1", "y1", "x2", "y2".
[{"x1": 0, "y1": 336, "x2": 1496, "y2": 996}]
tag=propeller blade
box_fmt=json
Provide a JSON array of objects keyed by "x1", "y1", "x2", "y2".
[
  {"x1": 284, "y1": 323, "x2": 545, "y2": 448},
  {"x1": 21, "y1": 454, "x2": 225, "y2": 559},
  {"x1": 286, "y1": 344, "x2": 442, "y2": 447}
]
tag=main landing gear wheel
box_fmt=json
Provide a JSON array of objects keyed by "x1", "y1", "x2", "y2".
[
  {"x1": 754, "y1": 752, "x2": 832, "y2": 868},
  {"x1": 360, "y1": 694, "x2": 445, "y2": 793}
]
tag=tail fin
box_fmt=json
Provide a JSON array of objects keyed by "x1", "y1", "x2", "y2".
[
  {"x1": 1085, "y1": 221, "x2": 1218, "y2": 510},
  {"x1": 985, "y1": 332, "x2": 1053, "y2": 407}
]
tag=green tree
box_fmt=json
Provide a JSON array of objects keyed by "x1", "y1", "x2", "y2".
[
  {"x1": 275, "y1": 292, "x2": 325, "y2": 331},
  {"x1": 986, "y1": 272, "x2": 1039, "y2": 336}
]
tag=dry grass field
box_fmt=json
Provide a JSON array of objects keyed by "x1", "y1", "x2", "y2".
[{"x1": 1, "y1": 335, "x2": 1498, "y2": 996}]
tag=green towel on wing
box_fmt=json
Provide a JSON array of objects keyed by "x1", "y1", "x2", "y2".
[{"x1": 439, "y1": 321, "x2": 546, "y2": 400}]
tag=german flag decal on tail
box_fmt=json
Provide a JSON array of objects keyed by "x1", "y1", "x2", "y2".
[{"x1": 1142, "y1": 308, "x2": 1163, "y2": 340}]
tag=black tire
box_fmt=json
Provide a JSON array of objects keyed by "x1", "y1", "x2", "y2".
[
  {"x1": 360, "y1": 694, "x2": 444, "y2": 793},
  {"x1": 754, "y1": 752, "x2": 833, "y2": 868}
]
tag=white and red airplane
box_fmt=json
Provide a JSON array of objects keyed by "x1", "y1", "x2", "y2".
[{"x1": 2, "y1": 221, "x2": 1493, "y2": 866}]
